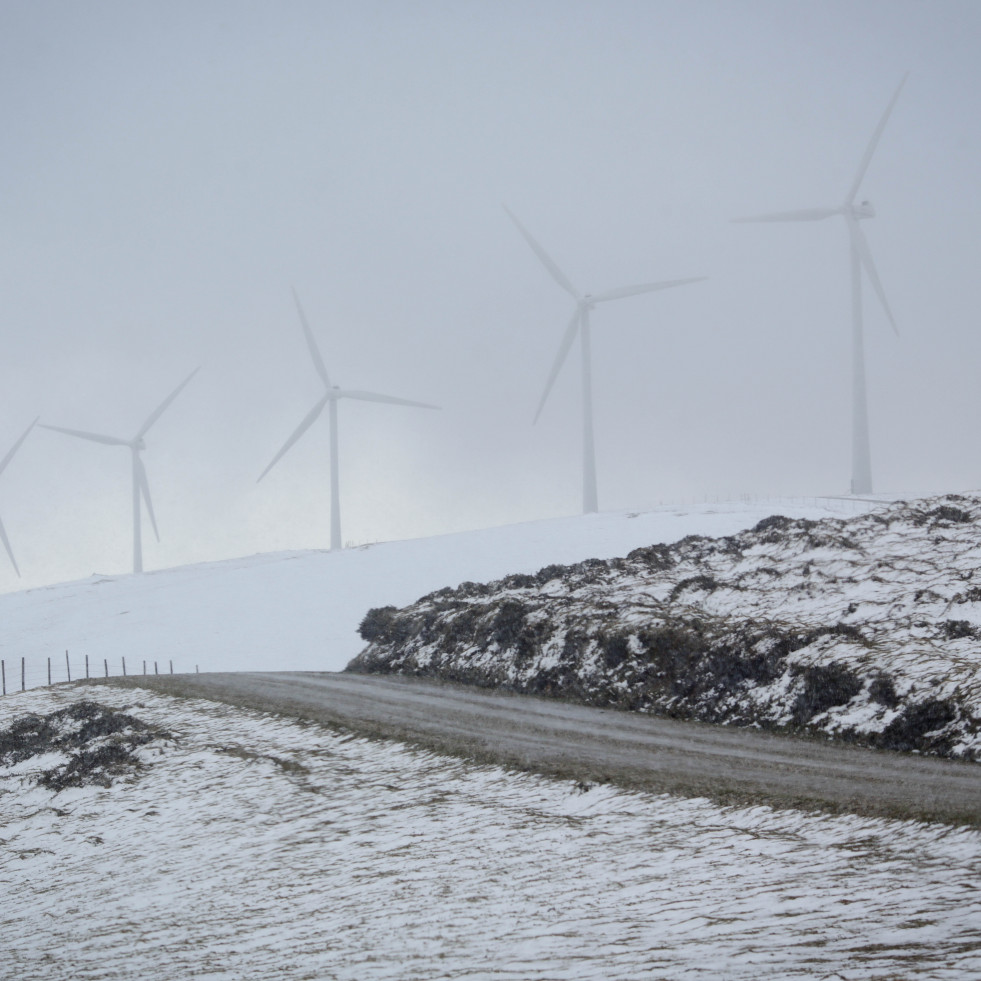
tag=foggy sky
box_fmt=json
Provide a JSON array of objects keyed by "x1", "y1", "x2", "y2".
[{"x1": 1, "y1": 0, "x2": 980, "y2": 591}]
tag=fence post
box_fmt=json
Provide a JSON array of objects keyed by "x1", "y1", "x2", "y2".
[
  {"x1": 104, "y1": 658, "x2": 108, "y2": 678},
  {"x1": 48, "y1": 657, "x2": 51, "y2": 686},
  {"x1": 143, "y1": 660, "x2": 146, "y2": 676},
  {"x1": 169, "y1": 660, "x2": 173, "y2": 675},
  {"x1": 66, "y1": 650, "x2": 71, "y2": 683},
  {"x1": 21, "y1": 657, "x2": 25, "y2": 692},
  {"x1": 85, "y1": 654, "x2": 89, "y2": 679},
  {"x1": 195, "y1": 665, "x2": 199, "y2": 673},
  {"x1": 2, "y1": 659, "x2": 5, "y2": 696},
  {"x1": 122, "y1": 656, "x2": 126, "y2": 677},
  {"x1": 154, "y1": 661, "x2": 158, "y2": 675}
]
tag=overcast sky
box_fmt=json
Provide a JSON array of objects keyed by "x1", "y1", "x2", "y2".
[{"x1": 1, "y1": 0, "x2": 979, "y2": 590}]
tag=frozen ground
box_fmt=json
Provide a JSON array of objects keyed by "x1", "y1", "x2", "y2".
[
  {"x1": 0, "y1": 497, "x2": 875, "y2": 688},
  {"x1": 3, "y1": 684, "x2": 981, "y2": 981}
]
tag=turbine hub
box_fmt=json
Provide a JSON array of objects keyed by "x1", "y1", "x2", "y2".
[{"x1": 850, "y1": 200, "x2": 876, "y2": 220}]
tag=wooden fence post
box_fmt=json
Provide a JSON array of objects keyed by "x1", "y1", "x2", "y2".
[
  {"x1": 154, "y1": 661, "x2": 158, "y2": 675},
  {"x1": 2, "y1": 659, "x2": 5, "y2": 696},
  {"x1": 65, "y1": 650, "x2": 71, "y2": 683},
  {"x1": 142, "y1": 660, "x2": 146, "y2": 676},
  {"x1": 21, "y1": 657, "x2": 25, "y2": 692},
  {"x1": 48, "y1": 657, "x2": 51, "y2": 686},
  {"x1": 85, "y1": 654, "x2": 89, "y2": 679},
  {"x1": 169, "y1": 660, "x2": 173, "y2": 675},
  {"x1": 104, "y1": 658, "x2": 108, "y2": 678},
  {"x1": 122, "y1": 656, "x2": 127, "y2": 677}
]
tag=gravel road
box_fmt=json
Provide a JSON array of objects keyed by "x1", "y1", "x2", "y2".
[{"x1": 98, "y1": 671, "x2": 981, "y2": 825}]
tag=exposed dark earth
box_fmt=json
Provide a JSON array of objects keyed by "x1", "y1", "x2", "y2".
[{"x1": 0, "y1": 700, "x2": 170, "y2": 790}]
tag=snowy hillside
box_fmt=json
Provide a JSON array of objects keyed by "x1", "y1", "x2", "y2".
[
  {"x1": 351, "y1": 494, "x2": 981, "y2": 760},
  {"x1": 4, "y1": 497, "x2": 981, "y2": 980},
  {"x1": 0, "y1": 498, "x2": 873, "y2": 688},
  {"x1": 3, "y1": 684, "x2": 980, "y2": 980}
]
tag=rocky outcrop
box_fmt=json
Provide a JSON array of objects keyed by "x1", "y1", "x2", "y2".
[{"x1": 348, "y1": 494, "x2": 981, "y2": 760}]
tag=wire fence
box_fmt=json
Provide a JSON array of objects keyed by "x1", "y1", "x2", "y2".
[{"x1": 1, "y1": 652, "x2": 199, "y2": 697}]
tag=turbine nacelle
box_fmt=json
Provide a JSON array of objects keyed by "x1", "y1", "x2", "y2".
[{"x1": 848, "y1": 200, "x2": 876, "y2": 220}]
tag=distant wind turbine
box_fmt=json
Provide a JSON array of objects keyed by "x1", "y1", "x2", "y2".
[
  {"x1": 505, "y1": 205, "x2": 705, "y2": 513},
  {"x1": 258, "y1": 289, "x2": 440, "y2": 551},
  {"x1": 41, "y1": 369, "x2": 199, "y2": 574},
  {"x1": 734, "y1": 75, "x2": 907, "y2": 496},
  {"x1": 0, "y1": 417, "x2": 39, "y2": 576}
]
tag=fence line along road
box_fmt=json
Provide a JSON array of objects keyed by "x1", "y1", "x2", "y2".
[{"x1": 1, "y1": 655, "x2": 195, "y2": 696}]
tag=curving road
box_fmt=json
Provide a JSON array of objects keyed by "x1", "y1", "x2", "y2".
[{"x1": 98, "y1": 670, "x2": 981, "y2": 825}]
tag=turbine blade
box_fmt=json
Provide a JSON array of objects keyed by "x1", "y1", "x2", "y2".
[
  {"x1": 0, "y1": 513, "x2": 20, "y2": 577},
  {"x1": 846, "y1": 73, "x2": 908, "y2": 205},
  {"x1": 292, "y1": 287, "x2": 332, "y2": 389},
  {"x1": 335, "y1": 390, "x2": 440, "y2": 410},
  {"x1": 40, "y1": 424, "x2": 128, "y2": 447},
  {"x1": 257, "y1": 394, "x2": 330, "y2": 482},
  {"x1": 591, "y1": 277, "x2": 707, "y2": 304},
  {"x1": 849, "y1": 220, "x2": 899, "y2": 336},
  {"x1": 503, "y1": 205, "x2": 581, "y2": 299},
  {"x1": 137, "y1": 367, "x2": 200, "y2": 439},
  {"x1": 534, "y1": 308, "x2": 581, "y2": 424},
  {"x1": 0, "y1": 416, "x2": 38, "y2": 477},
  {"x1": 136, "y1": 457, "x2": 160, "y2": 542},
  {"x1": 732, "y1": 207, "x2": 838, "y2": 223}
]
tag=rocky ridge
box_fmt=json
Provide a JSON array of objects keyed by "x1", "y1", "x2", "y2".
[{"x1": 348, "y1": 494, "x2": 981, "y2": 760}]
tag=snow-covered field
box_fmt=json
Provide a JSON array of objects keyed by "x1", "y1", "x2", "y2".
[
  {"x1": 3, "y1": 683, "x2": 981, "y2": 981},
  {"x1": 0, "y1": 497, "x2": 875, "y2": 688},
  {"x1": 4, "y1": 496, "x2": 979, "y2": 977}
]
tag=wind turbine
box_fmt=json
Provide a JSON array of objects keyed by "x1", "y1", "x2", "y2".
[
  {"x1": 41, "y1": 369, "x2": 199, "y2": 574},
  {"x1": 734, "y1": 75, "x2": 907, "y2": 496},
  {"x1": 0, "y1": 417, "x2": 38, "y2": 576},
  {"x1": 258, "y1": 289, "x2": 439, "y2": 551},
  {"x1": 505, "y1": 205, "x2": 705, "y2": 513}
]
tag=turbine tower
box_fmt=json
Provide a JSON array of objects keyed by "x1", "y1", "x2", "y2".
[
  {"x1": 0, "y1": 417, "x2": 38, "y2": 576},
  {"x1": 505, "y1": 206, "x2": 705, "y2": 513},
  {"x1": 258, "y1": 289, "x2": 439, "y2": 551},
  {"x1": 41, "y1": 369, "x2": 199, "y2": 573},
  {"x1": 734, "y1": 75, "x2": 907, "y2": 496}
]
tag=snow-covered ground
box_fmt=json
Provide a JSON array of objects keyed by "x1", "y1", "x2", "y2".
[
  {"x1": 3, "y1": 499, "x2": 980, "y2": 977},
  {"x1": 3, "y1": 683, "x2": 981, "y2": 981},
  {"x1": 0, "y1": 497, "x2": 875, "y2": 688}
]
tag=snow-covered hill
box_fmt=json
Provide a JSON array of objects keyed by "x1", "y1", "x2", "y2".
[
  {"x1": 4, "y1": 495, "x2": 981, "y2": 980},
  {"x1": 351, "y1": 494, "x2": 981, "y2": 760},
  {"x1": 0, "y1": 497, "x2": 873, "y2": 688},
  {"x1": 3, "y1": 683, "x2": 980, "y2": 981}
]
